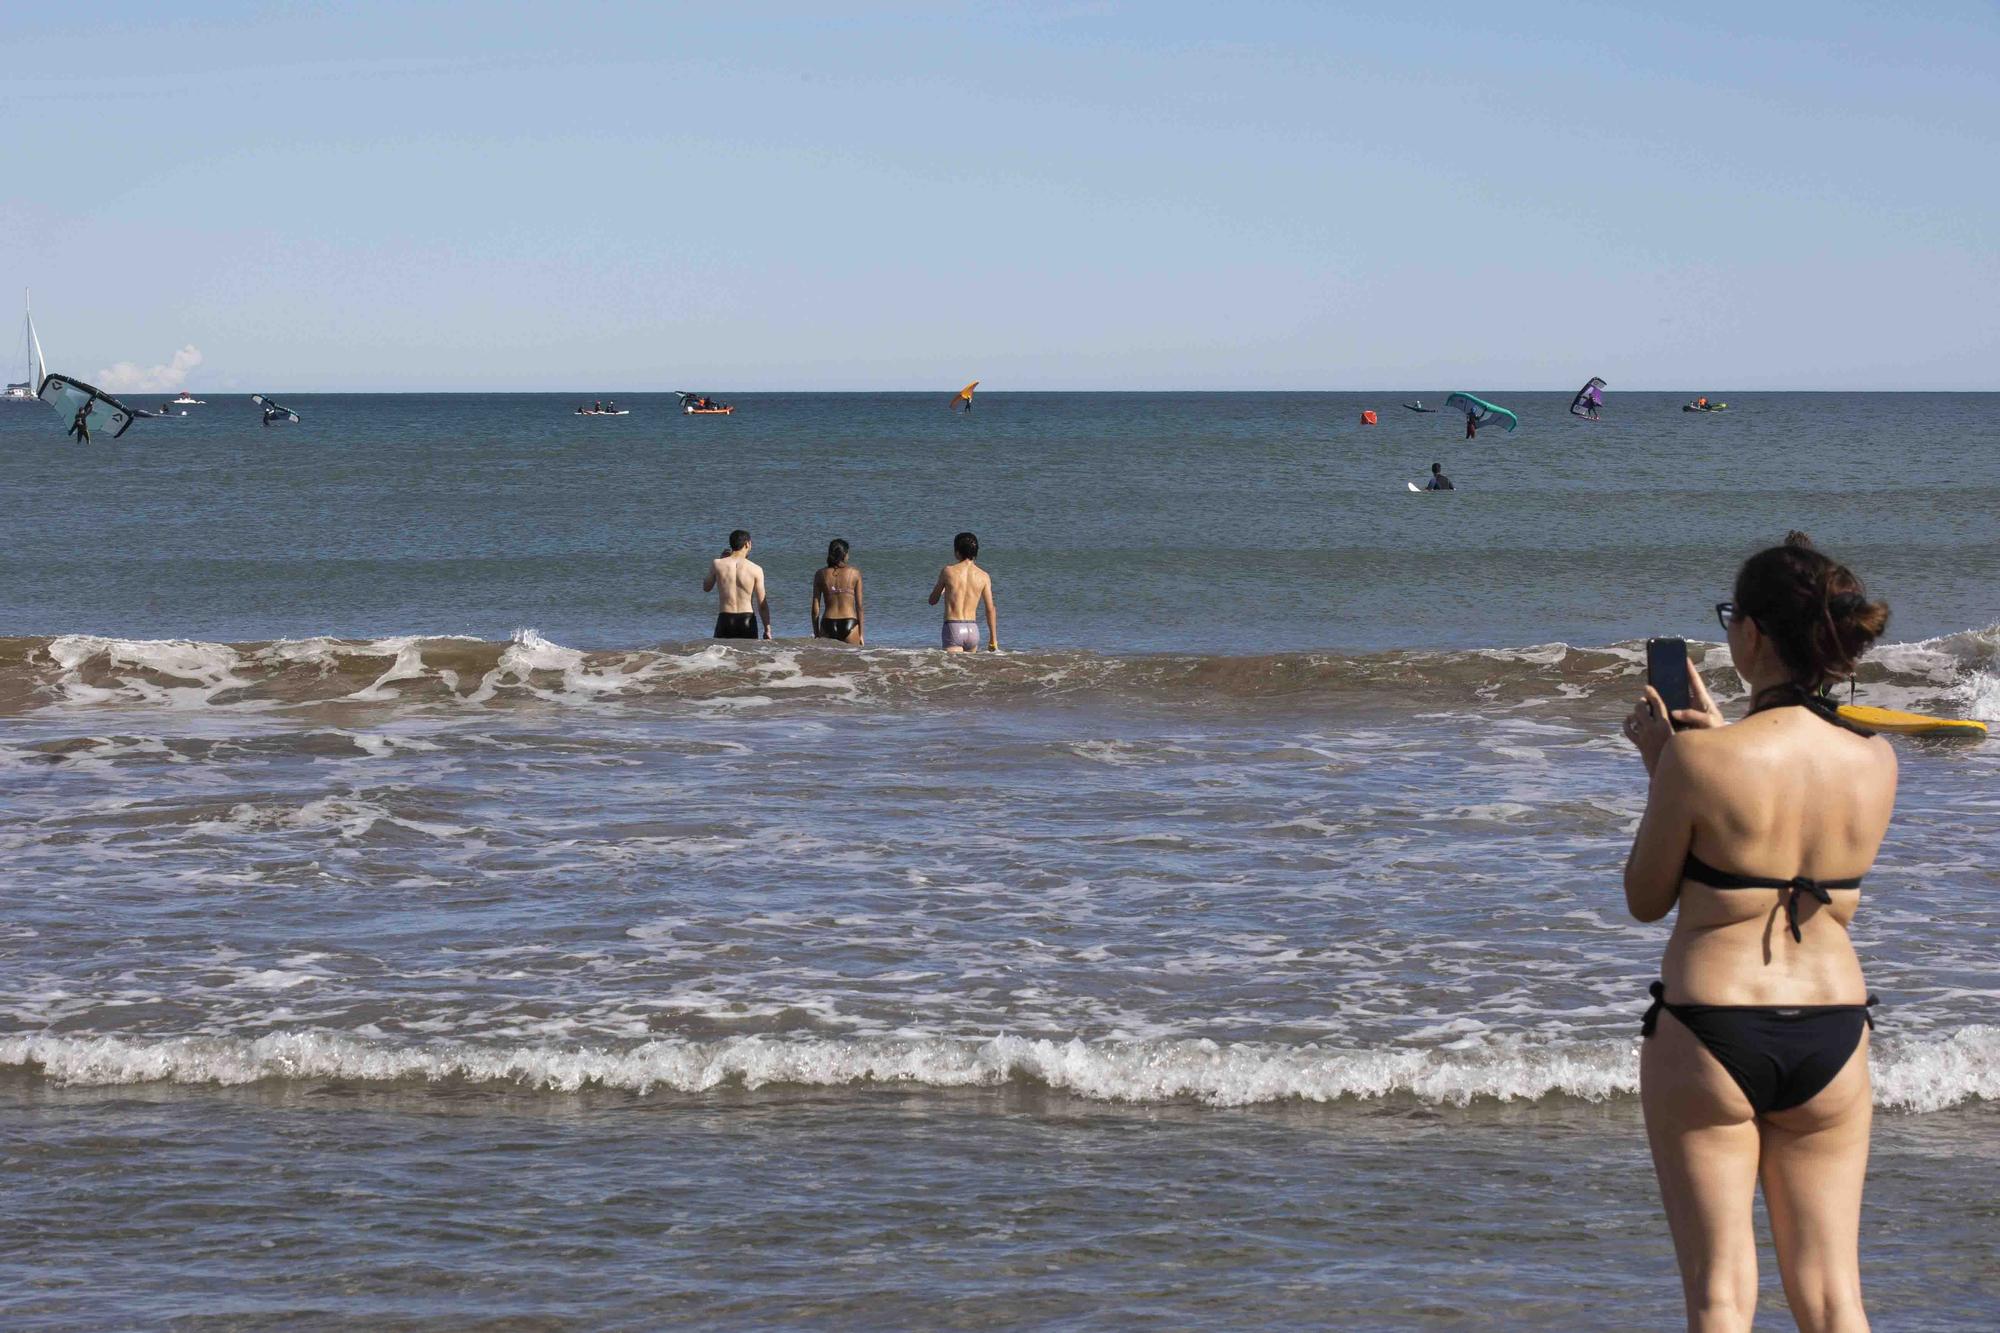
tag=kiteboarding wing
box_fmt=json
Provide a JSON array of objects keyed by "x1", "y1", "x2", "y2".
[
  {"x1": 952, "y1": 380, "x2": 978, "y2": 408},
  {"x1": 1444, "y1": 392, "x2": 1519, "y2": 433},
  {"x1": 1569, "y1": 376, "x2": 1607, "y2": 417},
  {"x1": 38, "y1": 373, "x2": 140, "y2": 439},
  {"x1": 252, "y1": 394, "x2": 299, "y2": 424}
]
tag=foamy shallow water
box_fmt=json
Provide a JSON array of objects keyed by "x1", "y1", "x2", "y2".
[{"x1": 2, "y1": 630, "x2": 1998, "y2": 1325}]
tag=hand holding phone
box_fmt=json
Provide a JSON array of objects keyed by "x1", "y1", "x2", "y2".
[{"x1": 1646, "y1": 638, "x2": 1693, "y2": 730}]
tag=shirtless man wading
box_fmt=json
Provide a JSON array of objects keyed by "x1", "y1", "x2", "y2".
[
  {"x1": 703, "y1": 529, "x2": 771, "y2": 640},
  {"x1": 929, "y1": 531, "x2": 998, "y2": 652}
]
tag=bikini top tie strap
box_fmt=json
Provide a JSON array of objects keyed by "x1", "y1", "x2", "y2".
[
  {"x1": 1641, "y1": 980, "x2": 1667, "y2": 1037},
  {"x1": 1783, "y1": 877, "x2": 1835, "y2": 943}
]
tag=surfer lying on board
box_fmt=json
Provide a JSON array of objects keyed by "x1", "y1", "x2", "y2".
[
  {"x1": 929, "y1": 532, "x2": 998, "y2": 652},
  {"x1": 704, "y1": 529, "x2": 771, "y2": 640},
  {"x1": 1426, "y1": 462, "x2": 1454, "y2": 491}
]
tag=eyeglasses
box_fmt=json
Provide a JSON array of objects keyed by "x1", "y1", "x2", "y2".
[{"x1": 1716, "y1": 602, "x2": 1739, "y2": 634}]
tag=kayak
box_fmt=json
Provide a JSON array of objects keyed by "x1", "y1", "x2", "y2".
[{"x1": 575, "y1": 410, "x2": 630, "y2": 416}]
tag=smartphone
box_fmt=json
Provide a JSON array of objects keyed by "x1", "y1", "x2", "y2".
[{"x1": 1646, "y1": 638, "x2": 1692, "y2": 730}]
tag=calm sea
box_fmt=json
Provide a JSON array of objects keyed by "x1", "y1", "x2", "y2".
[{"x1": 2, "y1": 392, "x2": 1996, "y2": 1328}]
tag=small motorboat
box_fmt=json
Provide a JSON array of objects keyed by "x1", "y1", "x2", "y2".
[
  {"x1": 170, "y1": 391, "x2": 205, "y2": 405},
  {"x1": 676, "y1": 391, "x2": 733, "y2": 415},
  {"x1": 1681, "y1": 401, "x2": 1729, "y2": 413},
  {"x1": 685, "y1": 404, "x2": 734, "y2": 415}
]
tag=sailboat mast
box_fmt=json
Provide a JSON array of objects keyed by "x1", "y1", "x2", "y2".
[{"x1": 25, "y1": 289, "x2": 44, "y2": 390}]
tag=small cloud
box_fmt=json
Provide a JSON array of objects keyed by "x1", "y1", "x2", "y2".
[{"x1": 96, "y1": 345, "x2": 204, "y2": 394}]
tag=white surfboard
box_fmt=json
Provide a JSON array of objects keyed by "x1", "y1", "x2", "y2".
[{"x1": 1407, "y1": 481, "x2": 1423, "y2": 492}]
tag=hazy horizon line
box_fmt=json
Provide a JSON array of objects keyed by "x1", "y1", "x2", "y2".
[{"x1": 95, "y1": 387, "x2": 2000, "y2": 396}]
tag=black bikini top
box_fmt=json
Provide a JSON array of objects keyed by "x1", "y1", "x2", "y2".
[
  {"x1": 1680, "y1": 854, "x2": 1861, "y2": 943},
  {"x1": 1680, "y1": 680, "x2": 1872, "y2": 942}
]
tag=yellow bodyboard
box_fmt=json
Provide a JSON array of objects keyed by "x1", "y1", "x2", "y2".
[{"x1": 1838, "y1": 705, "x2": 1987, "y2": 738}]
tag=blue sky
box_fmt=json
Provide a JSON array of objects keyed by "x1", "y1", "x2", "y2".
[{"x1": 5, "y1": 1, "x2": 1995, "y2": 391}]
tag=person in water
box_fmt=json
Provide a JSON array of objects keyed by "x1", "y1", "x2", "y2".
[
  {"x1": 1425, "y1": 462, "x2": 1454, "y2": 491},
  {"x1": 1622, "y1": 543, "x2": 1894, "y2": 1331},
  {"x1": 810, "y1": 538, "x2": 864, "y2": 645},
  {"x1": 1464, "y1": 410, "x2": 1478, "y2": 440},
  {"x1": 703, "y1": 529, "x2": 771, "y2": 641},
  {"x1": 929, "y1": 531, "x2": 997, "y2": 652},
  {"x1": 68, "y1": 399, "x2": 93, "y2": 445}
]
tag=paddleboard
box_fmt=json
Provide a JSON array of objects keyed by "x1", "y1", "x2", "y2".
[
  {"x1": 1838, "y1": 705, "x2": 1986, "y2": 738},
  {"x1": 1407, "y1": 481, "x2": 1423, "y2": 492}
]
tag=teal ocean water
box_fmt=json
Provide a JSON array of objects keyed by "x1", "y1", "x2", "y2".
[{"x1": 1, "y1": 392, "x2": 1996, "y2": 1327}]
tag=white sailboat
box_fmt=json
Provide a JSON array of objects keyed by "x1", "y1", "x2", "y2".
[{"x1": 4, "y1": 289, "x2": 45, "y2": 402}]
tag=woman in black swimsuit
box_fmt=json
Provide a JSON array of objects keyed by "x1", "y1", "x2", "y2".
[
  {"x1": 810, "y1": 539, "x2": 864, "y2": 646},
  {"x1": 1623, "y1": 544, "x2": 1894, "y2": 1331}
]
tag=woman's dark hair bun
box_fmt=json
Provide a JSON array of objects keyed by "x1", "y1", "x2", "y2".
[{"x1": 1734, "y1": 544, "x2": 1888, "y2": 689}]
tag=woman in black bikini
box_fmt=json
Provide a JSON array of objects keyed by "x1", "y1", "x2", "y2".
[
  {"x1": 810, "y1": 539, "x2": 864, "y2": 645},
  {"x1": 1623, "y1": 544, "x2": 1894, "y2": 1332}
]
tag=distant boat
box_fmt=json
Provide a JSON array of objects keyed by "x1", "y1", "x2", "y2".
[
  {"x1": 4, "y1": 290, "x2": 46, "y2": 403},
  {"x1": 170, "y1": 391, "x2": 205, "y2": 405}
]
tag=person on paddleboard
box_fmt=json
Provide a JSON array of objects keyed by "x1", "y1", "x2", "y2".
[{"x1": 1425, "y1": 462, "x2": 1454, "y2": 491}]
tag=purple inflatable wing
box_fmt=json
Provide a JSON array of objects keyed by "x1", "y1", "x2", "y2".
[{"x1": 1569, "y1": 377, "x2": 1608, "y2": 418}]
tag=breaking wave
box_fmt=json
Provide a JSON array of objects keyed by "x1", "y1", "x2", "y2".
[
  {"x1": 4, "y1": 1028, "x2": 1994, "y2": 1113},
  {"x1": 1, "y1": 625, "x2": 1995, "y2": 720}
]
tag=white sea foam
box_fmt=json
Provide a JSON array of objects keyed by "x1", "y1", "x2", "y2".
[
  {"x1": 3, "y1": 1029, "x2": 1992, "y2": 1111},
  {"x1": 45, "y1": 635, "x2": 255, "y2": 708}
]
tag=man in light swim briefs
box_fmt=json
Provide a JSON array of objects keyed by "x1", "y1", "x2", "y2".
[
  {"x1": 703, "y1": 529, "x2": 771, "y2": 641},
  {"x1": 929, "y1": 531, "x2": 997, "y2": 652}
]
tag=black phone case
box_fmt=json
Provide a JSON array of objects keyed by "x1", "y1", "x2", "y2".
[{"x1": 1646, "y1": 639, "x2": 1692, "y2": 729}]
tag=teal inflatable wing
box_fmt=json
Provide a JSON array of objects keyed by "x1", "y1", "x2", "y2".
[
  {"x1": 1444, "y1": 392, "x2": 1518, "y2": 432},
  {"x1": 38, "y1": 373, "x2": 145, "y2": 441}
]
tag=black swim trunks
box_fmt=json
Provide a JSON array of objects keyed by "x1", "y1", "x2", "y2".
[
  {"x1": 818, "y1": 618, "x2": 858, "y2": 641},
  {"x1": 714, "y1": 612, "x2": 760, "y2": 640}
]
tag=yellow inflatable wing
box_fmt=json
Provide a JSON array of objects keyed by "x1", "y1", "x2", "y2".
[{"x1": 951, "y1": 380, "x2": 978, "y2": 409}]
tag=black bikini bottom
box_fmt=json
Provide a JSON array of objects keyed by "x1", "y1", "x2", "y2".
[
  {"x1": 818, "y1": 618, "x2": 857, "y2": 641},
  {"x1": 714, "y1": 612, "x2": 759, "y2": 640},
  {"x1": 1642, "y1": 981, "x2": 1876, "y2": 1115}
]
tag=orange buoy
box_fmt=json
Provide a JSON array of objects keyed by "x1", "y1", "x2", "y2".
[{"x1": 1360, "y1": 410, "x2": 1378, "y2": 426}]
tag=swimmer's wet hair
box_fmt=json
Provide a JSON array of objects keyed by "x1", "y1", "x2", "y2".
[
  {"x1": 1735, "y1": 545, "x2": 1888, "y2": 690},
  {"x1": 954, "y1": 532, "x2": 979, "y2": 560},
  {"x1": 728, "y1": 529, "x2": 751, "y2": 551},
  {"x1": 827, "y1": 538, "x2": 849, "y2": 567}
]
